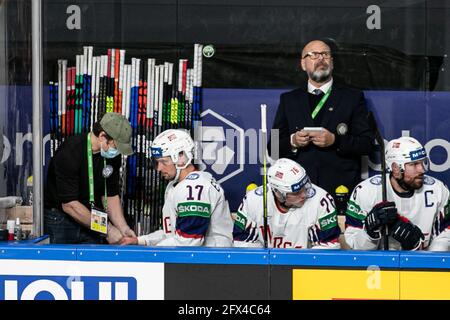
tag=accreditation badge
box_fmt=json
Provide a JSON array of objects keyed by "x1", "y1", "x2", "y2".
[{"x1": 90, "y1": 207, "x2": 108, "y2": 234}]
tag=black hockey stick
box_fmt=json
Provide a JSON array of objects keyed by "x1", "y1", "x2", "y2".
[{"x1": 368, "y1": 111, "x2": 388, "y2": 250}]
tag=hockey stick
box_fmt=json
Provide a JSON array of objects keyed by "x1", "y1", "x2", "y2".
[
  {"x1": 368, "y1": 111, "x2": 388, "y2": 250},
  {"x1": 261, "y1": 104, "x2": 269, "y2": 248}
]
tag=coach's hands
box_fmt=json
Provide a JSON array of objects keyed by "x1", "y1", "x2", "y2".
[
  {"x1": 309, "y1": 128, "x2": 335, "y2": 147},
  {"x1": 292, "y1": 130, "x2": 311, "y2": 147}
]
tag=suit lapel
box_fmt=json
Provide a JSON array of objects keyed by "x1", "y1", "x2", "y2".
[
  {"x1": 320, "y1": 85, "x2": 343, "y2": 129},
  {"x1": 292, "y1": 89, "x2": 315, "y2": 128}
]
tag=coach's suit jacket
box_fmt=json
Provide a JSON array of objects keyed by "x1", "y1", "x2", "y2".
[{"x1": 270, "y1": 83, "x2": 374, "y2": 197}]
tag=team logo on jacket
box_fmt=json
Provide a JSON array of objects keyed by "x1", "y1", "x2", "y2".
[
  {"x1": 370, "y1": 176, "x2": 382, "y2": 185},
  {"x1": 102, "y1": 165, "x2": 113, "y2": 178},
  {"x1": 336, "y1": 123, "x2": 348, "y2": 136}
]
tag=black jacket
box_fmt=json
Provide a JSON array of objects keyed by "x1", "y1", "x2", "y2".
[{"x1": 269, "y1": 83, "x2": 374, "y2": 197}]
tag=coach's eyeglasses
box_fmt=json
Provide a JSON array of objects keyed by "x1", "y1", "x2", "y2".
[{"x1": 302, "y1": 51, "x2": 332, "y2": 60}]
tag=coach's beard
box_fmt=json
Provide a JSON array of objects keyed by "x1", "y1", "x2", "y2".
[{"x1": 310, "y1": 65, "x2": 331, "y2": 83}]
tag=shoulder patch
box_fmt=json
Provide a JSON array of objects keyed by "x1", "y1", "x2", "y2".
[
  {"x1": 254, "y1": 186, "x2": 264, "y2": 196},
  {"x1": 370, "y1": 176, "x2": 382, "y2": 185},
  {"x1": 186, "y1": 173, "x2": 200, "y2": 180},
  {"x1": 306, "y1": 187, "x2": 316, "y2": 198},
  {"x1": 423, "y1": 176, "x2": 435, "y2": 185}
]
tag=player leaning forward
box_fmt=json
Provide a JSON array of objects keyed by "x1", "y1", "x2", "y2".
[
  {"x1": 345, "y1": 137, "x2": 450, "y2": 251},
  {"x1": 233, "y1": 158, "x2": 341, "y2": 249},
  {"x1": 120, "y1": 129, "x2": 233, "y2": 246}
]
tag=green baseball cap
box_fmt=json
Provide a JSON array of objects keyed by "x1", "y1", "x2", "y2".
[{"x1": 100, "y1": 112, "x2": 133, "y2": 156}]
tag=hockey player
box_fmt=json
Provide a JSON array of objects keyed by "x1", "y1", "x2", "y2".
[
  {"x1": 232, "y1": 158, "x2": 341, "y2": 249},
  {"x1": 120, "y1": 129, "x2": 233, "y2": 247},
  {"x1": 345, "y1": 137, "x2": 450, "y2": 251}
]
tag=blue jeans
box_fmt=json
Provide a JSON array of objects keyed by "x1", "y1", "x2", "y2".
[{"x1": 44, "y1": 208, "x2": 103, "y2": 244}]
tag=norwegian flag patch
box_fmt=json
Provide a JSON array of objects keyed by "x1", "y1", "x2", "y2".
[{"x1": 275, "y1": 171, "x2": 284, "y2": 179}]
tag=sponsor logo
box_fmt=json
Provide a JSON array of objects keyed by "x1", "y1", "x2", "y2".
[
  {"x1": 319, "y1": 214, "x2": 338, "y2": 231},
  {"x1": 198, "y1": 109, "x2": 245, "y2": 183},
  {"x1": 234, "y1": 211, "x2": 247, "y2": 230},
  {"x1": 177, "y1": 202, "x2": 211, "y2": 218},
  {"x1": 0, "y1": 275, "x2": 136, "y2": 300},
  {"x1": 202, "y1": 45, "x2": 215, "y2": 58},
  {"x1": 291, "y1": 176, "x2": 309, "y2": 192},
  {"x1": 409, "y1": 148, "x2": 427, "y2": 161},
  {"x1": 346, "y1": 201, "x2": 365, "y2": 220},
  {"x1": 151, "y1": 147, "x2": 163, "y2": 157}
]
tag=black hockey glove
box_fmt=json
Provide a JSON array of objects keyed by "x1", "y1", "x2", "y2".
[
  {"x1": 389, "y1": 220, "x2": 424, "y2": 250},
  {"x1": 364, "y1": 201, "x2": 398, "y2": 239}
]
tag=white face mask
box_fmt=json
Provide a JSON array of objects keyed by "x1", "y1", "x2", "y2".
[{"x1": 101, "y1": 140, "x2": 119, "y2": 159}]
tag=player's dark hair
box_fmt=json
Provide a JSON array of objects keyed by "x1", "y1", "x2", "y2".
[{"x1": 93, "y1": 122, "x2": 113, "y2": 141}]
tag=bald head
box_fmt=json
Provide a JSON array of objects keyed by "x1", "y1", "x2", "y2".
[{"x1": 301, "y1": 40, "x2": 331, "y2": 58}]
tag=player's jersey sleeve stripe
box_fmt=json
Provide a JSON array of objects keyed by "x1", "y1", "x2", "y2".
[
  {"x1": 176, "y1": 201, "x2": 211, "y2": 239},
  {"x1": 318, "y1": 224, "x2": 341, "y2": 243},
  {"x1": 345, "y1": 214, "x2": 364, "y2": 228}
]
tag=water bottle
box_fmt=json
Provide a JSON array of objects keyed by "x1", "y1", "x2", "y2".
[
  {"x1": 26, "y1": 176, "x2": 33, "y2": 206},
  {"x1": 14, "y1": 218, "x2": 22, "y2": 241}
]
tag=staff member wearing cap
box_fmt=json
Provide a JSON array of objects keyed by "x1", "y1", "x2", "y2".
[
  {"x1": 44, "y1": 112, "x2": 135, "y2": 244},
  {"x1": 269, "y1": 39, "x2": 374, "y2": 200}
]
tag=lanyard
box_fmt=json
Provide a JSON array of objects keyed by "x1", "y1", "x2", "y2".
[
  {"x1": 311, "y1": 87, "x2": 332, "y2": 119},
  {"x1": 87, "y1": 133, "x2": 108, "y2": 210}
]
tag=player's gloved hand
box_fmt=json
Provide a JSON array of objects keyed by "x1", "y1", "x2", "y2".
[
  {"x1": 389, "y1": 220, "x2": 424, "y2": 250},
  {"x1": 364, "y1": 201, "x2": 398, "y2": 239}
]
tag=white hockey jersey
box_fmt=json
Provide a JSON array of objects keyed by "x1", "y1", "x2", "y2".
[
  {"x1": 345, "y1": 174, "x2": 450, "y2": 251},
  {"x1": 232, "y1": 183, "x2": 341, "y2": 249},
  {"x1": 138, "y1": 171, "x2": 233, "y2": 247}
]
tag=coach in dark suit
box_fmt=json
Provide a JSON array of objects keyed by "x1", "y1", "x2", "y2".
[{"x1": 270, "y1": 40, "x2": 374, "y2": 198}]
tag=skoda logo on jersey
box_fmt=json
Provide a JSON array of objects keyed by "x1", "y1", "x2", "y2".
[
  {"x1": 186, "y1": 173, "x2": 200, "y2": 180},
  {"x1": 0, "y1": 275, "x2": 137, "y2": 300},
  {"x1": 199, "y1": 109, "x2": 245, "y2": 184},
  {"x1": 151, "y1": 147, "x2": 163, "y2": 157},
  {"x1": 409, "y1": 148, "x2": 427, "y2": 161}
]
